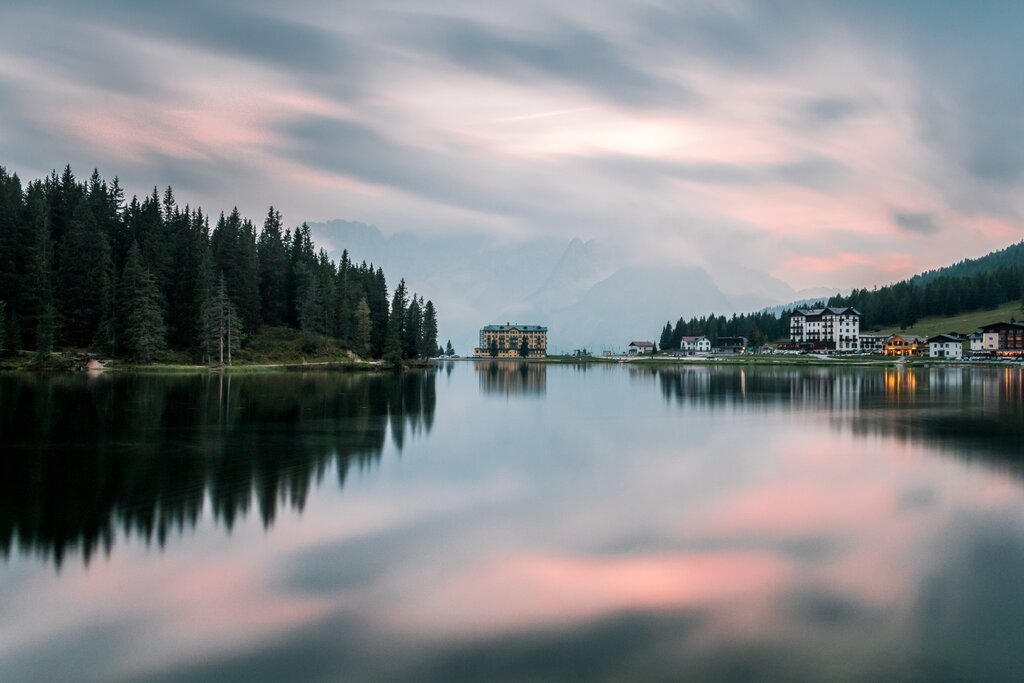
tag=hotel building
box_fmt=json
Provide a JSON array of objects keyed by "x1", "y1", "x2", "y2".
[
  {"x1": 789, "y1": 307, "x2": 862, "y2": 352},
  {"x1": 474, "y1": 324, "x2": 548, "y2": 358}
]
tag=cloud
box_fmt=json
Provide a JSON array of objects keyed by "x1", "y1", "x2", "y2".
[
  {"x1": 408, "y1": 15, "x2": 700, "y2": 109},
  {"x1": 893, "y1": 211, "x2": 941, "y2": 236},
  {"x1": 1, "y1": 0, "x2": 1023, "y2": 293}
]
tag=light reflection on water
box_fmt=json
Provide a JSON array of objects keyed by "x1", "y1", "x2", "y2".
[{"x1": 1, "y1": 362, "x2": 1024, "y2": 682}]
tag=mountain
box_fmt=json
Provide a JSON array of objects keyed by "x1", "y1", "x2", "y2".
[
  {"x1": 547, "y1": 266, "x2": 733, "y2": 352},
  {"x1": 306, "y1": 220, "x2": 828, "y2": 353}
]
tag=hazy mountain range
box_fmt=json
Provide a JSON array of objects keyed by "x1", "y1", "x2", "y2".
[{"x1": 308, "y1": 220, "x2": 836, "y2": 353}]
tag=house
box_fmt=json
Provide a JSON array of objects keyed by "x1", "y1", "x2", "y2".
[
  {"x1": 927, "y1": 334, "x2": 963, "y2": 359},
  {"x1": 628, "y1": 341, "x2": 655, "y2": 355},
  {"x1": 859, "y1": 334, "x2": 889, "y2": 354},
  {"x1": 978, "y1": 322, "x2": 1024, "y2": 356},
  {"x1": 968, "y1": 331, "x2": 986, "y2": 355},
  {"x1": 474, "y1": 323, "x2": 548, "y2": 358},
  {"x1": 884, "y1": 334, "x2": 927, "y2": 357},
  {"x1": 789, "y1": 306, "x2": 862, "y2": 352},
  {"x1": 715, "y1": 336, "x2": 748, "y2": 354},
  {"x1": 679, "y1": 336, "x2": 711, "y2": 355}
]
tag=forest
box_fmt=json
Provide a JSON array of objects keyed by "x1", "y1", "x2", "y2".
[{"x1": 0, "y1": 166, "x2": 439, "y2": 363}]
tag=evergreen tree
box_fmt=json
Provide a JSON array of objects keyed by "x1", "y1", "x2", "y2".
[
  {"x1": 257, "y1": 207, "x2": 288, "y2": 326},
  {"x1": 203, "y1": 273, "x2": 242, "y2": 365},
  {"x1": 445, "y1": 339, "x2": 454, "y2": 356},
  {"x1": 383, "y1": 285, "x2": 405, "y2": 362},
  {"x1": 35, "y1": 305, "x2": 54, "y2": 360},
  {"x1": 56, "y1": 192, "x2": 110, "y2": 347},
  {"x1": 488, "y1": 339, "x2": 498, "y2": 357},
  {"x1": 519, "y1": 336, "x2": 530, "y2": 358},
  {"x1": 353, "y1": 297, "x2": 373, "y2": 358},
  {"x1": 404, "y1": 295, "x2": 422, "y2": 359},
  {"x1": 421, "y1": 300, "x2": 438, "y2": 359},
  {"x1": 659, "y1": 321, "x2": 673, "y2": 350},
  {"x1": 119, "y1": 243, "x2": 166, "y2": 363}
]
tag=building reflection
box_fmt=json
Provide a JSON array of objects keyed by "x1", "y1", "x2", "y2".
[
  {"x1": 476, "y1": 360, "x2": 547, "y2": 396},
  {"x1": 641, "y1": 364, "x2": 1024, "y2": 469},
  {"x1": 0, "y1": 370, "x2": 437, "y2": 567}
]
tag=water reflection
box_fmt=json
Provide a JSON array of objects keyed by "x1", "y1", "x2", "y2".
[
  {"x1": 642, "y1": 364, "x2": 1024, "y2": 470},
  {"x1": 0, "y1": 370, "x2": 436, "y2": 567},
  {"x1": 475, "y1": 360, "x2": 547, "y2": 396},
  {"x1": 4, "y1": 364, "x2": 1024, "y2": 683}
]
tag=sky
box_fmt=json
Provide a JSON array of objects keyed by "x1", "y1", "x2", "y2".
[{"x1": 1, "y1": 0, "x2": 1023, "y2": 290}]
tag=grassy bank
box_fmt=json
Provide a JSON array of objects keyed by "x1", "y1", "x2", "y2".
[
  {"x1": 871, "y1": 301, "x2": 1024, "y2": 338},
  {"x1": 0, "y1": 326, "x2": 432, "y2": 373}
]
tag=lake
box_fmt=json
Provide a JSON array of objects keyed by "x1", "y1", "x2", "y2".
[{"x1": 2, "y1": 362, "x2": 1024, "y2": 682}]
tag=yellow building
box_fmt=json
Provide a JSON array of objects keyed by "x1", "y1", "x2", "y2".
[
  {"x1": 474, "y1": 324, "x2": 548, "y2": 358},
  {"x1": 884, "y1": 334, "x2": 927, "y2": 357}
]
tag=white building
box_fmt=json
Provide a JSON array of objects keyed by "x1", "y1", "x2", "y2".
[
  {"x1": 628, "y1": 341, "x2": 655, "y2": 355},
  {"x1": 859, "y1": 334, "x2": 888, "y2": 354},
  {"x1": 679, "y1": 336, "x2": 711, "y2": 355},
  {"x1": 790, "y1": 306, "x2": 862, "y2": 352},
  {"x1": 969, "y1": 332, "x2": 985, "y2": 353},
  {"x1": 927, "y1": 334, "x2": 963, "y2": 360}
]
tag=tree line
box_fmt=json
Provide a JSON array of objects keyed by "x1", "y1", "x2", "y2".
[
  {"x1": 827, "y1": 264, "x2": 1024, "y2": 330},
  {"x1": 659, "y1": 311, "x2": 789, "y2": 350},
  {"x1": 0, "y1": 166, "x2": 439, "y2": 363}
]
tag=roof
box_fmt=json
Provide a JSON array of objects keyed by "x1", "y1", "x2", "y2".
[
  {"x1": 887, "y1": 334, "x2": 928, "y2": 343},
  {"x1": 628, "y1": 341, "x2": 654, "y2": 347},
  {"x1": 680, "y1": 336, "x2": 707, "y2": 342},
  {"x1": 978, "y1": 321, "x2": 1024, "y2": 332},
  {"x1": 927, "y1": 334, "x2": 962, "y2": 343},
  {"x1": 482, "y1": 324, "x2": 548, "y2": 332},
  {"x1": 717, "y1": 336, "x2": 748, "y2": 344},
  {"x1": 793, "y1": 306, "x2": 862, "y2": 319}
]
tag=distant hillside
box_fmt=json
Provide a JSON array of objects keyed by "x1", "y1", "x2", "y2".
[
  {"x1": 876, "y1": 300, "x2": 1023, "y2": 338},
  {"x1": 912, "y1": 241, "x2": 1024, "y2": 285}
]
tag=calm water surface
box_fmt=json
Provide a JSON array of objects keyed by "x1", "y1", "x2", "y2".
[{"x1": 2, "y1": 362, "x2": 1024, "y2": 682}]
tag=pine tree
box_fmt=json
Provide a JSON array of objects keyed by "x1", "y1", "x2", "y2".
[
  {"x1": 404, "y1": 295, "x2": 422, "y2": 359},
  {"x1": 519, "y1": 336, "x2": 530, "y2": 358},
  {"x1": 36, "y1": 304, "x2": 54, "y2": 360},
  {"x1": 353, "y1": 297, "x2": 373, "y2": 358},
  {"x1": 203, "y1": 273, "x2": 243, "y2": 365},
  {"x1": 445, "y1": 339, "x2": 454, "y2": 356},
  {"x1": 257, "y1": 207, "x2": 288, "y2": 326},
  {"x1": 421, "y1": 300, "x2": 438, "y2": 359},
  {"x1": 119, "y1": 243, "x2": 166, "y2": 363}
]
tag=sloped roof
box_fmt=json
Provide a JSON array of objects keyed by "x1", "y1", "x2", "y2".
[
  {"x1": 927, "y1": 334, "x2": 962, "y2": 343},
  {"x1": 482, "y1": 324, "x2": 548, "y2": 332},
  {"x1": 793, "y1": 306, "x2": 862, "y2": 318},
  {"x1": 629, "y1": 341, "x2": 654, "y2": 347},
  {"x1": 978, "y1": 321, "x2": 1024, "y2": 332}
]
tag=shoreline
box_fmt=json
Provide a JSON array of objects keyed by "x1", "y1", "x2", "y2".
[
  {"x1": 452, "y1": 354, "x2": 1022, "y2": 368},
  {"x1": 0, "y1": 352, "x2": 435, "y2": 374}
]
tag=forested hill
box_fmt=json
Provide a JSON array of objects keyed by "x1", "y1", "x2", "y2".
[
  {"x1": 656, "y1": 239, "x2": 1024, "y2": 345},
  {"x1": 827, "y1": 246, "x2": 1024, "y2": 331},
  {"x1": 0, "y1": 165, "x2": 439, "y2": 363},
  {"x1": 911, "y1": 240, "x2": 1024, "y2": 286}
]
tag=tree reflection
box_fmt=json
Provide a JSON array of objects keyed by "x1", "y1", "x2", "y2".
[{"x1": 0, "y1": 370, "x2": 436, "y2": 567}]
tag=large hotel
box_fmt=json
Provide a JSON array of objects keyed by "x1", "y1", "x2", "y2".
[
  {"x1": 474, "y1": 323, "x2": 548, "y2": 358},
  {"x1": 789, "y1": 306, "x2": 862, "y2": 352}
]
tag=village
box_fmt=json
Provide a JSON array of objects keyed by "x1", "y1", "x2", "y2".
[{"x1": 471, "y1": 310, "x2": 1024, "y2": 361}]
